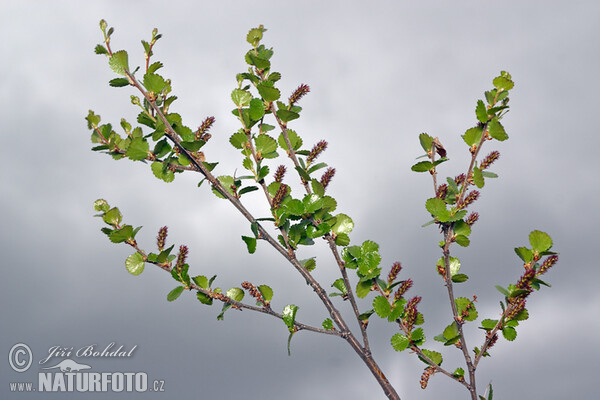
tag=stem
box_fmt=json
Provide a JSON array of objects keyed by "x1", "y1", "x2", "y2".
[{"x1": 442, "y1": 227, "x2": 478, "y2": 400}]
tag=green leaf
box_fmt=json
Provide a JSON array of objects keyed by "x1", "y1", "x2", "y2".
[
  {"x1": 196, "y1": 291, "x2": 213, "y2": 305},
  {"x1": 257, "y1": 83, "x2": 281, "y2": 102},
  {"x1": 495, "y1": 285, "x2": 509, "y2": 296},
  {"x1": 109, "y1": 78, "x2": 130, "y2": 87},
  {"x1": 419, "y1": 133, "x2": 433, "y2": 152},
  {"x1": 411, "y1": 161, "x2": 434, "y2": 172},
  {"x1": 493, "y1": 75, "x2": 514, "y2": 91},
  {"x1": 473, "y1": 166, "x2": 485, "y2": 188},
  {"x1": 322, "y1": 318, "x2": 333, "y2": 330},
  {"x1": 455, "y1": 297, "x2": 478, "y2": 321},
  {"x1": 462, "y1": 126, "x2": 483, "y2": 147},
  {"x1": 167, "y1": 286, "x2": 185, "y2": 302},
  {"x1": 335, "y1": 233, "x2": 350, "y2": 246},
  {"x1": 373, "y1": 296, "x2": 391, "y2": 318},
  {"x1": 455, "y1": 235, "x2": 470, "y2": 247},
  {"x1": 241, "y1": 236, "x2": 257, "y2": 254},
  {"x1": 452, "y1": 273, "x2": 469, "y2": 283},
  {"x1": 514, "y1": 247, "x2": 533, "y2": 263},
  {"x1": 249, "y1": 98, "x2": 265, "y2": 120},
  {"x1": 276, "y1": 109, "x2": 299, "y2": 122},
  {"x1": 476, "y1": 99, "x2": 488, "y2": 123},
  {"x1": 330, "y1": 213, "x2": 353, "y2": 235},
  {"x1": 231, "y1": 89, "x2": 252, "y2": 107},
  {"x1": 229, "y1": 131, "x2": 249, "y2": 149},
  {"x1": 147, "y1": 61, "x2": 163, "y2": 74},
  {"x1": 420, "y1": 349, "x2": 443, "y2": 366},
  {"x1": 529, "y1": 230, "x2": 553, "y2": 253},
  {"x1": 331, "y1": 278, "x2": 348, "y2": 295},
  {"x1": 257, "y1": 285, "x2": 273, "y2": 302},
  {"x1": 284, "y1": 199, "x2": 304, "y2": 216},
  {"x1": 226, "y1": 287, "x2": 245, "y2": 302},
  {"x1": 355, "y1": 280, "x2": 372, "y2": 298},
  {"x1": 151, "y1": 161, "x2": 175, "y2": 183},
  {"x1": 255, "y1": 134, "x2": 278, "y2": 154},
  {"x1": 95, "y1": 44, "x2": 108, "y2": 55},
  {"x1": 102, "y1": 207, "x2": 122, "y2": 226},
  {"x1": 311, "y1": 180, "x2": 325, "y2": 196},
  {"x1": 143, "y1": 73, "x2": 166, "y2": 93},
  {"x1": 426, "y1": 197, "x2": 447, "y2": 217},
  {"x1": 108, "y1": 50, "x2": 129, "y2": 76},
  {"x1": 126, "y1": 137, "x2": 149, "y2": 161},
  {"x1": 411, "y1": 328, "x2": 425, "y2": 345},
  {"x1": 278, "y1": 130, "x2": 303, "y2": 151},
  {"x1": 94, "y1": 199, "x2": 110, "y2": 213},
  {"x1": 488, "y1": 117, "x2": 508, "y2": 141},
  {"x1": 108, "y1": 225, "x2": 134, "y2": 243},
  {"x1": 282, "y1": 304, "x2": 299, "y2": 333},
  {"x1": 125, "y1": 252, "x2": 145, "y2": 276},
  {"x1": 246, "y1": 26, "x2": 266, "y2": 46},
  {"x1": 480, "y1": 319, "x2": 498, "y2": 331},
  {"x1": 247, "y1": 53, "x2": 270, "y2": 69},
  {"x1": 391, "y1": 333, "x2": 410, "y2": 352},
  {"x1": 192, "y1": 275, "x2": 209, "y2": 289},
  {"x1": 481, "y1": 171, "x2": 498, "y2": 178},
  {"x1": 502, "y1": 326, "x2": 517, "y2": 341},
  {"x1": 299, "y1": 258, "x2": 316, "y2": 271},
  {"x1": 443, "y1": 322, "x2": 459, "y2": 340}
]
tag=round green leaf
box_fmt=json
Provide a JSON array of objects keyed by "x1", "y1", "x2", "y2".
[
  {"x1": 231, "y1": 89, "x2": 252, "y2": 107},
  {"x1": 502, "y1": 326, "x2": 517, "y2": 341},
  {"x1": 322, "y1": 318, "x2": 334, "y2": 330},
  {"x1": 391, "y1": 333, "x2": 410, "y2": 352},
  {"x1": 226, "y1": 287, "x2": 245, "y2": 302},
  {"x1": 529, "y1": 230, "x2": 553, "y2": 253},
  {"x1": 331, "y1": 213, "x2": 354, "y2": 235},
  {"x1": 125, "y1": 252, "x2": 145, "y2": 276},
  {"x1": 257, "y1": 285, "x2": 273, "y2": 302}
]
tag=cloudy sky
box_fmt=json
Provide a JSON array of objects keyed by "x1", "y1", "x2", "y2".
[{"x1": 2, "y1": 1, "x2": 599, "y2": 399}]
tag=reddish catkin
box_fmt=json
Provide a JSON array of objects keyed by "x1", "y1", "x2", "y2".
[
  {"x1": 156, "y1": 226, "x2": 168, "y2": 251},
  {"x1": 307, "y1": 140, "x2": 328, "y2": 164},
  {"x1": 274, "y1": 165, "x2": 286, "y2": 183},
  {"x1": 288, "y1": 84, "x2": 310, "y2": 106},
  {"x1": 320, "y1": 167, "x2": 336, "y2": 190},
  {"x1": 195, "y1": 116, "x2": 215, "y2": 141},
  {"x1": 387, "y1": 262, "x2": 402, "y2": 284},
  {"x1": 175, "y1": 245, "x2": 188, "y2": 273}
]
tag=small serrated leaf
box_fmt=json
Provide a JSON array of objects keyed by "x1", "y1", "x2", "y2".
[
  {"x1": 476, "y1": 100, "x2": 488, "y2": 123},
  {"x1": 391, "y1": 333, "x2": 410, "y2": 352},
  {"x1": 488, "y1": 117, "x2": 509, "y2": 141},
  {"x1": 373, "y1": 296, "x2": 391, "y2": 318},
  {"x1": 109, "y1": 50, "x2": 129, "y2": 76}
]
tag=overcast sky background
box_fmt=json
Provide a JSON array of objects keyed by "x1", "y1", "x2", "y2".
[{"x1": 2, "y1": 1, "x2": 599, "y2": 399}]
